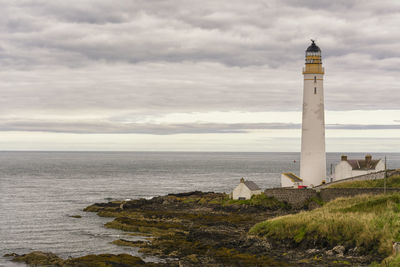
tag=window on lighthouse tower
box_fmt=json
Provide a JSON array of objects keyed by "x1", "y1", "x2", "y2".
[{"x1": 314, "y1": 87, "x2": 317, "y2": 94}]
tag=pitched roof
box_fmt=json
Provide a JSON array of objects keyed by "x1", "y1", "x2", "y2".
[
  {"x1": 282, "y1": 172, "x2": 303, "y2": 183},
  {"x1": 346, "y1": 159, "x2": 380, "y2": 170},
  {"x1": 243, "y1": 180, "x2": 261, "y2": 191}
]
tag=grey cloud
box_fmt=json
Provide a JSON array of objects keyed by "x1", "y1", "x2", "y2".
[
  {"x1": 327, "y1": 124, "x2": 400, "y2": 130},
  {"x1": 0, "y1": 120, "x2": 298, "y2": 134},
  {"x1": 0, "y1": 0, "x2": 399, "y2": 122},
  {"x1": 2, "y1": 0, "x2": 400, "y2": 68},
  {"x1": 0, "y1": 119, "x2": 399, "y2": 134}
]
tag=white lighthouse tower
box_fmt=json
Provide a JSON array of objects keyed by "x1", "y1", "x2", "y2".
[{"x1": 300, "y1": 40, "x2": 326, "y2": 186}]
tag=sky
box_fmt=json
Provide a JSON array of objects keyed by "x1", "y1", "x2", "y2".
[{"x1": 0, "y1": 0, "x2": 399, "y2": 152}]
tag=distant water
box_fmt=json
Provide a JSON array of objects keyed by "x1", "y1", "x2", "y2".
[{"x1": 1, "y1": 152, "x2": 399, "y2": 266}]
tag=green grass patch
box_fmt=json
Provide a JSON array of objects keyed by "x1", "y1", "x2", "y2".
[
  {"x1": 329, "y1": 175, "x2": 400, "y2": 188},
  {"x1": 221, "y1": 194, "x2": 288, "y2": 209},
  {"x1": 174, "y1": 193, "x2": 288, "y2": 209},
  {"x1": 250, "y1": 193, "x2": 400, "y2": 259},
  {"x1": 371, "y1": 253, "x2": 400, "y2": 267}
]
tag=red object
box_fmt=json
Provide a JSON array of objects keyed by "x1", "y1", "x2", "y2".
[{"x1": 298, "y1": 185, "x2": 308, "y2": 189}]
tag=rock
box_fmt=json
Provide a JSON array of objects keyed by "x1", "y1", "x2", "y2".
[
  {"x1": 65, "y1": 253, "x2": 147, "y2": 266},
  {"x1": 168, "y1": 251, "x2": 179, "y2": 257},
  {"x1": 185, "y1": 254, "x2": 199, "y2": 263},
  {"x1": 393, "y1": 242, "x2": 400, "y2": 255},
  {"x1": 262, "y1": 241, "x2": 272, "y2": 250},
  {"x1": 81, "y1": 191, "x2": 373, "y2": 266},
  {"x1": 348, "y1": 246, "x2": 359, "y2": 255},
  {"x1": 10, "y1": 252, "x2": 148, "y2": 266},
  {"x1": 3, "y1": 253, "x2": 18, "y2": 257},
  {"x1": 326, "y1": 245, "x2": 345, "y2": 257},
  {"x1": 325, "y1": 250, "x2": 334, "y2": 256},
  {"x1": 306, "y1": 248, "x2": 319, "y2": 254},
  {"x1": 325, "y1": 245, "x2": 346, "y2": 257},
  {"x1": 11, "y1": 251, "x2": 64, "y2": 266},
  {"x1": 332, "y1": 245, "x2": 345, "y2": 255}
]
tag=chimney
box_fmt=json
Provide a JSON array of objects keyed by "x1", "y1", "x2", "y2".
[
  {"x1": 341, "y1": 155, "x2": 347, "y2": 161},
  {"x1": 365, "y1": 154, "x2": 372, "y2": 167},
  {"x1": 240, "y1": 177, "x2": 245, "y2": 183}
]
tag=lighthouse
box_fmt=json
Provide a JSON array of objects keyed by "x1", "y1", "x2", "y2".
[{"x1": 300, "y1": 40, "x2": 326, "y2": 186}]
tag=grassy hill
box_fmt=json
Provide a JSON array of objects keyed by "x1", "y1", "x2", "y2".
[
  {"x1": 328, "y1": 175, "x2": 400, "y2": 188},
  {"x1": 249, "y1": 193, "x2": 400, "y2": 266}
]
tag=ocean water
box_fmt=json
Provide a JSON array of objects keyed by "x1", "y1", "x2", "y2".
[{"x1": 1, "y1": 151, "x2": 399, "y2": 266}]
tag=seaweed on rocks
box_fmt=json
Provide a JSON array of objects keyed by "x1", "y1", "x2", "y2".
[
  {"x1": 7, "y1": 192, "x2": 372, "y2": 266},
  {"x1": 81, "y1": 192, "x2": 367, "y2": 266},
  {"x1": 7, "y1": 251, "x2": 161, "y2": 267}
]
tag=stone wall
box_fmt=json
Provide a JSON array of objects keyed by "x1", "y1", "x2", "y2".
[
  {"x1": 264, "y1": 188, "x2": 317, "y2": 209},
  {"x1": 264, "y1": 186, "x2": 400, "y2": 208}
]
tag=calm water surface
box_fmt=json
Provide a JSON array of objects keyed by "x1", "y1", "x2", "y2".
[{"x1": 1, "y1": 152, "x2": 399, "y2": 266}]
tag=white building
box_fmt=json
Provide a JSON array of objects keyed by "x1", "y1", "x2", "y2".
[
  {"x1": 334, "y1": 154, "x2": 385, "y2": 181},
  {"x1": 281, "y1": 172, "x2": 303, "y2": 188},
  {"x1": 232, "y1": 178, "x2": 262, "y2": 200},
  {"x1": 300, "y1": 40, "x2": 327, "y2": 187}
]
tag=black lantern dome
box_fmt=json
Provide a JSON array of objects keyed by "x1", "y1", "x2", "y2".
[{"x1": 306, "y1": 40, "x2": 321, "y2": 53}]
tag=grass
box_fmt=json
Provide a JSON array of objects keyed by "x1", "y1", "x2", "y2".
[
  {"x1": 329, "y1": 175, "x2": 400, "y2": 188},
  {"x1": 373, "y1": 254, "x2": 400, "y2": 267},
  {"x1": 179, "y1": 193, "x2": 288, "y2": 209},
  {"x1": 221, "y1": 193, "x2": 288, "y2": 209},
  {"x1": 249, "y1": 193, "x2": 400, "y2": 262}
]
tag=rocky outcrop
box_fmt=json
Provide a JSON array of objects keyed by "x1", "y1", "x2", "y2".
[
  {"x1": 6, "y1": 251, "x2": 150, "y2": 267},
  {"x1": 7, "y1": 191, "x2": 372, "y2": 266},
  {"x1": 82, "y1": 191, "x2": 368, "y2": 266}
]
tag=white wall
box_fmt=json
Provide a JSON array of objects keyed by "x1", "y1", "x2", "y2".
[
  {"x1": 281, "y1": 174, "x2": 293, "y2": 187},
  {"x1": 334, "y1": 159, "x2": 385, "y2": 181},
  {"x1": 300, "y1": 73, "x2": 326, "y2": 186},
  {"x1": 376, "y1": 160, "x2": 385, "y2": 172},
  {"x1": 334, "y1": 161, "x2": 353, "y2": 181},
  {"x1": 281, "y1": 174, "x2": 301, "y2": 188},
  {"x1": 232, "y1": 183, "x2": 251, "y2": 199},
  {"x1": 232, "y1": 184, "x2": 261, "y2": 200}
]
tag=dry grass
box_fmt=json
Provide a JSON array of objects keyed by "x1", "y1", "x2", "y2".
[{"x1": 250, "y1": 193, "x2": 400, "y2": 257}]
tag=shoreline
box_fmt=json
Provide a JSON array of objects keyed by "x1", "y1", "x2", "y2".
[{"x1": 5, "y1": 191, "x2": 375, "y2": 266}]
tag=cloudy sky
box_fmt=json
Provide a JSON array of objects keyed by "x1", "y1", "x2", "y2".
[{"x1": 1, "y1": 0, "x2": 399, "y2": 151}]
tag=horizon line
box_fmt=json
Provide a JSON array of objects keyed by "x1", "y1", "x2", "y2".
[{"x1": 0, "y1": 150, "x2": 398, "y2": 153}]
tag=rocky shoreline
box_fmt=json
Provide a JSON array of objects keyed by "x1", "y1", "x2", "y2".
[{"x1": 6, "y1": 191, "x2": 373, "y2": 266}]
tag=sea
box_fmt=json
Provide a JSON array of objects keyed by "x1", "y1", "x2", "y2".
[{"x1": 1, "y1": 151, "x2": 399, "y2": 266}]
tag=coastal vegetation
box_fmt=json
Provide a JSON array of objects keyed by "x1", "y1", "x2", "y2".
[
  {"x1": 328, "y1": 175, "x2": 400, "y2": 188},
  {"x1": 92, "y1": 192, "x2": 292, "y2": 266},
  {"x1": 221, "y1": 193, "x2": 289, "y2": 209},
  {"x1": 80, "y1": 191, "x2": 369, "y2": 266},
  {"x1": 250, "y1": 193, "x2": 400, "y2": 265},
  {"x1": 162, "y1": 191, "x2": 289, "y2": 209},
  {"x1": 8, "y1": 191, "x2": 380, "y2": 266}
]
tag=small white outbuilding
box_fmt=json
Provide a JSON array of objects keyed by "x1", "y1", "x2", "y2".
[
  {"x1": 232, "y1": 178, "x2": 261, "y2": 200},
  {"x1": 281, "y1": 172, "x2": 303, "y2": 188},
  {"x1": 334, "y1": 154, "x2": 385, "y2": 181}
]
